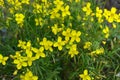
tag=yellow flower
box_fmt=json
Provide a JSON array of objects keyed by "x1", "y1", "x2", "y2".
[
  {"x1": 54, "y1": 36, "x2": 65, "y2": 51},
  {"x1": 79, "y1": 69, "x2": 91, "y2": 80},
  {"x1": 84, "y1": 42, "x2": 92, "y2": 50},
  {"x1": 20, "y1": 69, "x2": 38, "y2": 80},
  {"x1": 50, "y1": 8, "x2": 60, "y2": 19},
  {"x1": 90, "y1": 47, "x2": 104, "y2": 56},
  {"x1": 103, "y1": 7, "x2": 118, "y2": 23},
  {"x1": 21, "y1": 0, "x2": 29, "y2": 4},
  {"x1": 102, "y1": 26, "x2": 109, "y2": 38},
  {"x1": 112, "y1": 23, "x2": 116, "y2": 28},
  {"x1": 75, "y1": 0, "x2": 80, "y2": 2},
  {"x1": 68, "y1": 44, "x2": 79, "y2": 58},
  {"x1": 13, "y1": 58, "x2": 27, "y2": 69},
  {"x1": 62, "y1": 28, "x2": 71, "y2": 41},
  {"x1": 13, "y1": 0, "x2": 22, "y2": 10},
  {"x1": 0, "y1": 54, "x2": 8, "y2": 65},
  {"x1": 70, "y1": 30, "x2": 81, "y2": 43},
  {"x1": 23, "y1": 41, "x2": 31, "y2": 50},
  {"x1": 35, "y1": 17, "x2": 43, "y2": 26},
  {"x1": 13, "y1": 70, "x2": 18, "y2": 75},
  {"x1": 51, "y1": 24, "x2": 62, "y2": 35},
  {"x1": 82, "y1": 2, "x2": 92, "y2": 15},
  {"x1": 0, "y1": 0, "x2": 4, "y2": 7},
  {"x1": 103, "y1": 26, "x2": 109, "y2": 33},
  {"x1": 33, "y1": 3, "x2": 42, "y2": 13},
  {"x1": 18, "y1": 40, "x2": 26, "y2": 48},
  {"x1": 13, "y1": 51, "x2": 27, "y2": 69},
  {"x1": 53, "y1": 0, "x2": 64, "y2": 10},
  {"x1": 103, "y1": 9, "x2": 110, "y2": 20},
  {"x1": 26, "y1": 52, "x2": 36, "y2": 66},
  {"x1": 42, "y1": 0, "x2": 47, "y2": 3},
  {"x1": 61, "y1": 5, "x2": 71, "y2": 17},
  {"x1": 40, "y1": 37, "x2": 53, "y2": 52},
  {"x1": 53, "y1": 0, "x2": 64, "y2": 6},
  {"x1": 32, "y1": 47, "x2": 46, "y2": 59},
  {"x1": 96, "y1": 7, "x2": 103, "y2": 23},
  {"x1": 95, "y1": 47, "x2": 104, "y2": 55},
  {"x1": 96, "y1": 7, "x2": 103, "y2": 18},
  {"x1": 15, "y1": 13, "x2": 25, "y2": 26}
]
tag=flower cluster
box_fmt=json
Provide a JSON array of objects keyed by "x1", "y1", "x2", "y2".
[{"x1": 0, "y1": 0, "x2": 120, "y2": 80}]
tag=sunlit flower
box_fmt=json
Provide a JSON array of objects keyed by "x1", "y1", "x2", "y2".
[
  {"x1": 70, "y1": 30, "x2": 81, "y2": 43},
  {"x1": 91, "y1": 47, "x2": 104, "y2": 56},
  {"x1": 35, "y1": 17, "x2": 44, "y2": 26},
  {"x1": 61, "y1": 5, "x2": 71, "y2": 17},
  {"x1": 13, "y1": 57, "x2": 27, "y2": 69},
  {"x1": 20, "y1": 69, "x2": 38, "y2": 80},
  {"x1": 40, "y1": 37, "x2": 53, "y2": 52},
  {"x1": 102, "y1": 26, "x2": 109, "y2": 38},
  {"x1": 0, "y1": 0, "x2": 4, "y2": 7},
  {"x1": 75, "y1": 0, "x2": 80, "y2": 2},
  {"x1": 96, "y1": 7, "x2": 103, "y2": 23},
  {"x1": 68, "y1": 44, "x2": 79, "y2": 58},
  {"x1": 84, "y1": 42, "x2": 92, "y2": 50},
  {"x1": 32, "y1": 47, "x2": 46, "y2": 59},
  {"x1": 0, "y1": 54, "x2": 8, "y2": 65},
  {"x1": 62, "y1": 28, "x2": 71, "y2": 42},
  {"x1": 50, "y1": 8, "x2": 60, "y2": 19},
  {"x1": 82, "y1": 2, "x2": 92, "y2": 15},
  {"x1": 51, "y1": 24, "x2": 62, "y2": 35},
  {"x1": 33, "y1": 3, "x2": 42, "y2": 13},
  {"x1": 79, "y1": 69, "x2": 91, "y2": 80},
  {"x1": 21, "y1": 0, "x2": 29, "y2": 4},
  {"x1": 15, "y1": 13, "x2": 25, "y2": 27},
  {"x1": 54, "y1": 36, "x2": 65, "y2": 51}
]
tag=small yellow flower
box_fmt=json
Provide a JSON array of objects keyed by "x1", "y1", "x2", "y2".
[
  {"x1": 13, "y1": 70, "x2": 18, "y2": 75},
  {"x1": 84, "y1": 42, "x2": 92, "y2": 50},
  {"x1": 68, "y1": 44, "x2": 79, "y2": 58},
  {"x1": 33, "y1": 3, "x2": 42, "y2": 13},
  {"x1": 90, "y1": 47, "x2": 104, "y2": 56},
  {"x1": 102, "y1": 26, "x2": 109, "y2": 38},
  {"x1": 82, "y1": 2, "x2": 92, "y2": 15},
  {"x1": 40, "y1": 37, "x2": 53, "y2": 52},
  {"x1": 0, "y1": 0, "x2": 4, "y2": 7},
  {"x1": 0, "y1": 54, "x2": 8, "y2": 65},
  {"x1": 21, "y1": 0, "x2": 29, "y2": 4},
  {"x1": 15, "y1": 13, "x2": 25, "y2": 27},
  {"x1": 70, "y1": 30, "x2": 81, "y2": 43},
  {"x1": 112, "y1": 23, "x2": 116, "y2": 28},
  {"x1": 102, "y1": 41, "x2": 106, "y2": 45},
  {"x1": 26, "y1": 53, "x2": 36, "y2": 66},
  {"x1": 13, "y1": 58, "x2": 27, "y2": 69},
  {"x1": 62, "y1": 28, "x2": 71, "y2": 41},
  {"x1": 61, "y1": 5, "x2": 71, "y2": 17},
  {"x1": 54, "y1": 36, "x2": 65, "y2": 51},
  {"x1": 96, "y1": 47, "x2": 104, "y2": 55},
  {"x1": 50, "y1": 8, "x2": 60, "y2": 19},
  {"x1": 75, "y1": 0, "x2": 80, "y2": 2},
  {"x1": 54, "y1": 0, "x2": 64, "y2": 5},
  {"x1": 79, "y1": 69, "x2": 91, "y2": 80},
  {"x1": 18, "y1": 40, "x2": 26, "y2": 48},
  {"x1": 20, "y1": 69, "x2": 38, "y2": 80},
  {"x1": 51, "y1": 24, "x2": 62, "y2": 35},
  {"x1": 35, "y1": 17, "x2": 43, "y2": 26},
  {"x1": 96, "y1": 7, "x2": 103, "y2": 18},
  {"x1": 32, "y1": 47, "x2": 46, "y2": 59}
]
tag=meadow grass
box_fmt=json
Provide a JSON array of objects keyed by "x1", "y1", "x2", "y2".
[{"x1": 0, "y1": 0, "x2": 120, "y2": 80}]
